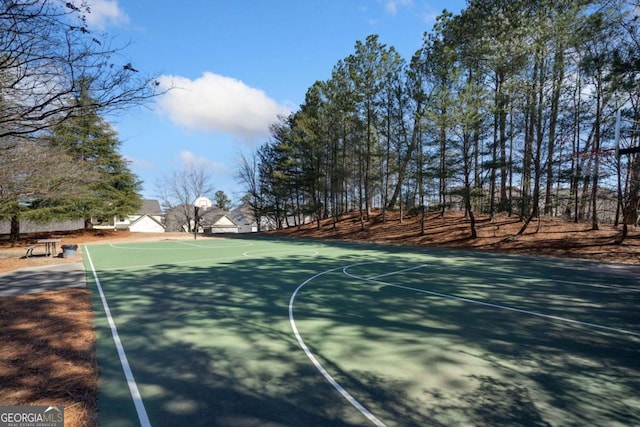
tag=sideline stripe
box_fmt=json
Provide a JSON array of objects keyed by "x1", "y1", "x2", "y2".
[
  {"x1": 387, "y1": 282, "x2": 640, "y2": 337},
  {"x1": 289, "y1": 266, "x2": 387, "y2": 427},
  {"x1": 370, "y1": 263, "x2": 640, "y2": 293},
  {"x1": 84, "y1": 246, "x2": 151, "y2": 427},
  {"x1": 344, "y1": 265, "x2": 640, "y2": 338},
  {"x1": 107, "y1": 241, "x2": 255, "y2": 250}
]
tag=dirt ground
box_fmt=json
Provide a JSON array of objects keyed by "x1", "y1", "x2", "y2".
[
  {"x1": 0, "y1": 213, "x2": 637, "y2": 426},
  {"x1": 0, "y1": 230, "x2": 192, "y2": 427},
  {"x1": 269, "y1": 210, "x2": 640, "y2": 265}
]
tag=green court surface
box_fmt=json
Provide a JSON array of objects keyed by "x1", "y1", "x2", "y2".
[{"x1": 83, "y1": 236, "x2": 640, "y2": 427}]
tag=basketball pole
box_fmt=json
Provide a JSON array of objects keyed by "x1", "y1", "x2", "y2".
[
  {"x1": 194, "y1": 205, "x2": 199, "y2": 240},
  {"x1": 193, "y1": 196, "x2": 212, "y2": 240}
]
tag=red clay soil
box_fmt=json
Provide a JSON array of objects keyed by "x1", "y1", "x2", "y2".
[
  {"x1": 269, "y1": 210, "x2": 640, "y2": 265},
  {"x1": 0, "y1": 216, "x2": 637, "y2": 427}
]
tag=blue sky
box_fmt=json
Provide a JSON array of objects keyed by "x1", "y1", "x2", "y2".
[{"x1": 85, "y1": 0, "x2": 468, "y2": 204}]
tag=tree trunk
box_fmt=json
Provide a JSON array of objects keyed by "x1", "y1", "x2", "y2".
[
  {"x1": 572, "y1": 73, "x2": 582, "y2": 223},
  {"x1": 439, "y1": 119, "x2": 447, "y2": 217},
  {"x1": 618, "y1": 153, "x2": 640, "y2": 243},
  {"x1": 387, "y1": 101, "x2": 422, "y2": 210},
  {"x1": 10, "y1": 215, "x2": 20, "y2": 243},
  {"x1": 498, "y1": 71, "x2": 508, "y2": 211},
  {"x1": 468, "y1": 209, "x2": 477, "y2": 239},
  {"x1": 464, "y1": 185, "x2": 477, "y2": 239},
  {"x1": 591, "y1": 82, "x2": 602, "y2": 231},
  {"x1": 490, "y1": 70, "x2": 501, "y2": 216},
  {"x1": 518, "y1": 48, "x2": 545, "y2": 236},
  {"x1": 418, "y1": 119, "x2": 426, "y2": 235},
  {"x1": 545, "y1": 48, "x2": 564, "y2": 214}
]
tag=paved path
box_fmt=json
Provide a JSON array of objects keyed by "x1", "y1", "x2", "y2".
[{"x1": 0, "y1": 262, "x2": 86, "y2": 296}]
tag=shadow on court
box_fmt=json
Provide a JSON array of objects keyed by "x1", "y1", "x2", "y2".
[{"x1": 87, "y1": 238, "x2": 640, "y2": 427}]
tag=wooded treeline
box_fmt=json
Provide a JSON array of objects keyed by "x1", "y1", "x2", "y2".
[{"x1": 240, "y1": 0, "x2": 640, "y2": 240}]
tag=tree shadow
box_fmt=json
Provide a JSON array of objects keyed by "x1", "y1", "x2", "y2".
[{"x1": 88, "y1": 237, "x2": 640, "y2": 426}]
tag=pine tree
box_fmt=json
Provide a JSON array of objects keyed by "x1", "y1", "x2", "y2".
[
  {"x1": 50, "y1": 84, "x2": 142, "y2": 228},
  {"x1": 214, "y1": 191, "x2": 232, "y2": 210}
]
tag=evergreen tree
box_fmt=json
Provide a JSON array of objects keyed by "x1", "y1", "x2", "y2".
[
  {"x1": 214, "y1": 191, "x2": 232, "y2": 210},
  {"x1": 50, "y1": 84, "x2": 142, "y2": 228},
  {"x1": 0, "y1": 136, "x2": 97, "y2": 241},
  {"x1": 242, "y1": 0, "x2": 637, "y2": 237}
]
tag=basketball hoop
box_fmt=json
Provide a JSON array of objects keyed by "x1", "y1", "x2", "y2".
[
  {"x1": 194, "y1": 196, "x2": 212, "y2": 211},
  {"x1": 193, "y1": 196, "x2": 212, "y2": 239}
]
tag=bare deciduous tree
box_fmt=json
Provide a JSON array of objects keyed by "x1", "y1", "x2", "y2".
[
  {"x1": 0, "y1": 0, "x2": 160, "y2": 139},
  {"x1": 235, "y1": 151, "x2": 264, "y2": 231},
  {"x1": 0, "y1": 1, "x2": 162, "y2": 240},
  {"x1": 155, "y1": 163, "x2": 215, "y2": 232}
]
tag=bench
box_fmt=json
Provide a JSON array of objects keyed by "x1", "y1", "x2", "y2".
[
  {"x1": 25, "y1": 245, "x2": 36, "y2": 258},
  {"x1": 37, "y1": 238, "x2": 61, "y2": 257}
]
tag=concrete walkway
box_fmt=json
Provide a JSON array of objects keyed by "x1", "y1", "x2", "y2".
[{"x1": 0, "y1": 262, "x2": 86, "y2": 296}]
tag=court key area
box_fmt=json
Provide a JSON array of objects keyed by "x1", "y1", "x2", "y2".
[{"x1": 83, "y1": 236, "x2": 640, "y2": 426}]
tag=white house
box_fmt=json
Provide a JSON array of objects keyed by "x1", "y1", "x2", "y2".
[
  {"x1": 163, "y1": 204, "x2": 240, "y2": 234},
  {"x1": 229, "y1": 205, "x2": 258, "y2": 233},
  {"x1": 112, "y1": 199, "x2": 165, "y2": 233},
  {"x1": 201, "y1": 213, "x2": 240, "y2": 234},
  {"x1": 126, "y1": 213, "x2": 165, "y2": 233},
  {"x1": 198, "y1": 207, "x2": 239, "y2": 234},
  {"x1": 229, "y1": 203, "x2": 310, "y2": 232}
]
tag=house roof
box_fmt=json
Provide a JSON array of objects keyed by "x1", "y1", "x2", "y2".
[
  {"x1": 129, "y1": 213, "x2": 166, "y2": 230},
  {"x1": 200, "y1": 212, "x2": 238, "y2": 227},
  {"x1": 139, "y1": 199, "x2": 163, "y2": 216},
  {"x1": 230, "y1": 204, "x2": 256, "y2": 224}
]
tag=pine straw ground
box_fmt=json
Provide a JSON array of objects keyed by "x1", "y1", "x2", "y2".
[
  {"x1": 270, "y1": 210, "x2": 640, "y2": 265},
  {"x1": 0, "y1": 230, "x2": 193, "y2": 426},
  {"x1": 0, "y1": 212, "x2": 638, "y2": 426}
]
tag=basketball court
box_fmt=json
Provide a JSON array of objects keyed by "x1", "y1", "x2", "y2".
[{"x1": 84, "y1": 236, "x2": 640, "y2": 426}]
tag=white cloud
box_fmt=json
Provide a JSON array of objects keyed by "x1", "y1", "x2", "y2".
[
  {"x1": 377, "y1": 0, "x2": 443, "y2": 24},
  {"x1": 176, "y1": 150, "x2": 232, "y2": 174},
  {"x1": 81, "y1": 1, "x2": 129, "y2": 29},
  {"x1": 156, "y1": 72, "x2": 290, "y2": 143},
  {"x1": 177, "y1": 150, "x2": 202, "y2": 166},
  {"x1": 177, "y1": 150, "x2": 213, "y2": 169},
  {"x1": 382, "y1": 0, "x2": 413, "y2": 15}
]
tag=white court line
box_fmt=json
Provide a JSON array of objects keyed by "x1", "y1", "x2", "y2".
[
  {"x1": 369, "y1": 263, "x2": 640, "y2": 293},
  {"x1": 453, "y1": 266, "x2": 640, "y2": 293},
  {"x1": 84, "y1": 246, "x2": 152, "y2": 427},
  {"x1": 96, "y1": 256, "x2": 234, "y2": 272},
  {"x1": 94, "y1": 245, "x2": 313, "y2": 272},
  {"x1": 107, "y1": 241, "x2": 256, "y2": 250},
  {"x1": 369, "y1": 264, "x2": 428, "y2": 279},
  {"x1": 174, "y1": 240, "x2": 256, "y2": 249},
  {"x1": 344, "y1": 264, "x2": 640, "y2": 338},
  {"x1": 289, "y1": 266, "x2": 387, "y2": 427},
  {"x1": 243, "y1": 249, "x2": 320, "y2": 257}
]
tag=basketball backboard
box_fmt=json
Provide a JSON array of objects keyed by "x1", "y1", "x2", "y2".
[{"x1": 194, "y1": 196, "x2": 212, "y2": 211}]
